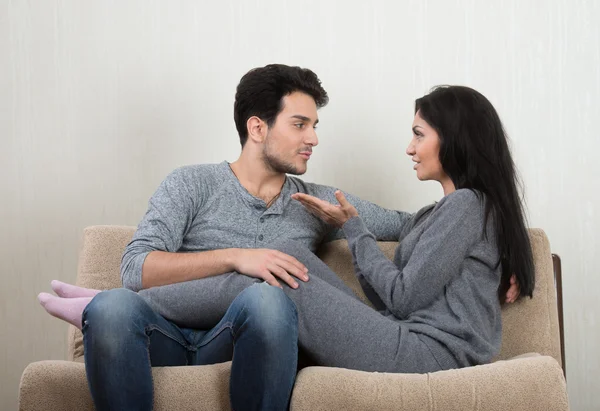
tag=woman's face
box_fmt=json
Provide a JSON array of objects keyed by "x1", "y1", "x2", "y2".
[{"x1": 407, "y1": 111, "x2": 453, "y2": 191}]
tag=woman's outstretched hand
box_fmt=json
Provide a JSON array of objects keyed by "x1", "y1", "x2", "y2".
[{"x1": 291, "y1": 190, "x2": 359, "y2": 228}]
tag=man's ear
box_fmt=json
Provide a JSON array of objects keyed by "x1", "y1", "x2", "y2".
[{"x1": 247, "y1": 116, "x2": 267, "y2": 144}]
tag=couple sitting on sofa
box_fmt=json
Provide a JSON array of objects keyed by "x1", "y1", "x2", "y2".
[{"x1": 38, "y1": 63, "x2": 532, "y2": 411}]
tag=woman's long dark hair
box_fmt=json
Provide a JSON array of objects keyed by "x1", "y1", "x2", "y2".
[{"x1": 415, "y1": 85, "x2": 535, "y2": 299}]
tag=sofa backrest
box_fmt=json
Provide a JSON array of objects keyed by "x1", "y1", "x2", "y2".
[
  {"x1": 68, "y1": 226, "x2": 562, "y2": 368},
  {"x1": 68, "y1": 226, "x2": 136, "y2": 360}
]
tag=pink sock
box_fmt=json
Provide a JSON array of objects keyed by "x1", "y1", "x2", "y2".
[
  {"x1": 51, "y1": 280, "x2": 101, "y2": 298},
  {"x1": 38, "y1": 292, "x2": 92, "y2": 330}
]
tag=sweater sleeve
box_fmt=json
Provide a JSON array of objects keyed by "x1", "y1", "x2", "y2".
[
  {"x1": 343, "y1": 189, "x2": 484, "y2": 319},
  {"x1": 120, "y1": 167, "x2": 199, "y2": 291},
  {"x1": 303, "y1": 183, "x2": 411, "y2": 242}
]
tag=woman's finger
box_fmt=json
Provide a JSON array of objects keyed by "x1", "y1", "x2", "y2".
[
  {"x1": 291, "y1": 193, "x2": 322, "y2": 206},
  {"x1": 293, "y1": 193, "x2": 333, "y2": 209},
  {"x1": 335, "y1": 190, "x2": 350, "y2": 206},
  {"x1": 295, "y1": 197, "x2": 331, "y2": 217},
  {"x1": 296, "y1": 198, "x2": 324, "y2": 214}
]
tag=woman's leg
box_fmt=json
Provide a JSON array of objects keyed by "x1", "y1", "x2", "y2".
[
  {"x1": 138, "y1": 273, "x2": 260, "y2": 328},
  {"x1": 136, "y1": 241, "x2": 364, "y2": 329},
  {"x1": 51, "y1": 280, "x2": 101, "y2": 298},
  {"x1": 39, "y1": 239, "x2": 368, "y2": 332},
  {"x1": 38, "y1": 293, "x2": 91, "y2": 329},
  {"x1": 273, "y1": 240, "x2": 448, "y2": 373},
  {"x1": 39, "y1": 275, "x2": 261, "y2": 330}
]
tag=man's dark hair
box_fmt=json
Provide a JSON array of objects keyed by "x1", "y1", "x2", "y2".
[{"x1": 234, "y1": 64, "x2": 329, "y2": 147}]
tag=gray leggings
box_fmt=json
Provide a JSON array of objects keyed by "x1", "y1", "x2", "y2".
[{"x1": 138, "y1": 241, "x2": 445, "y2": 373}]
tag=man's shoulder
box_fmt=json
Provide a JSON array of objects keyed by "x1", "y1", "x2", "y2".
[
  {"x1": 286, "y1": 175, "x2": 335, "y2": 196},
  {"x1": 170, "y1": 162, "x2": 225, "y2": 176},
  {"x1": 165, "y1": 161, "x2": 228, "y2": 185}
]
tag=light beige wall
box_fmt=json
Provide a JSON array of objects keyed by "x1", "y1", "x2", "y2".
[{"x1": 1, "y1": 1, "x2": 598, "y2": 410}]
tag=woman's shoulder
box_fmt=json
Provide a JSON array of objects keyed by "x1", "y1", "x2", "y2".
[
  {"x1": 404, "y1": 190, "x2": 486, "y2": 235},
  {"x1": 444, "y1": 188, "x2": 482, "y2": 203},
  {"x1": 436, "y1": 189, "x2": 485, "y2": 213},
  {"x1": 424, "y1": 189, "x2": 488, "y2": 231}
]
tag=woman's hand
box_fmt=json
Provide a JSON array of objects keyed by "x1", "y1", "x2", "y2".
[
  {"x1": 291, "y1": 190, "x2": 359, "y2": 228},
  {"x1": 505, "y1": 274, "x2": 521, "y2": 303}
]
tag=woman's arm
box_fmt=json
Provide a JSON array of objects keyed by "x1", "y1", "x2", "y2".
[{"x1": 343, "y1": 190, "x2": 486, "y2": 318}]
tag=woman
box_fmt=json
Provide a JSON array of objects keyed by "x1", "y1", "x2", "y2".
[
  {"x1": 282, "y1": 85, "x2": 535, "y2": 371},
  {"x1": 39, "y1": 85, "x2": 532, "y2": 373}
]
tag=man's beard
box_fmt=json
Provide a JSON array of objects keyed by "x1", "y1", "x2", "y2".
[{"x1": 262, "y1": 136, "x2": 305, "y2": 176}]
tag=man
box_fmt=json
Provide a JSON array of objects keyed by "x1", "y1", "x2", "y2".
[{"x1": 80, "y1": 64, "x2": 518, "y2": 410}]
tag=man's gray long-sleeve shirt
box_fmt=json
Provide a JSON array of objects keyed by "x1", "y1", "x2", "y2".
[{"x1": 121, "y1": 161, "x2": 410, "y2": 291}]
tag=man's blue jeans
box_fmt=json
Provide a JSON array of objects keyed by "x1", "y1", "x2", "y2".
[{"x1": 82, "y1": 282, "x2": 298, "y2": 410}]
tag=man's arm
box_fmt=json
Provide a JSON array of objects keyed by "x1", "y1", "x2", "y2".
[
  {"x1": 121, "y1": 167, "x2": 198, "y2": 291},
  {"x1": 140, "y1": 249, "x2": 235, "y2": 289},
  {"x1": 141, "y1": 248, "x2": 308, "y2": 289}
]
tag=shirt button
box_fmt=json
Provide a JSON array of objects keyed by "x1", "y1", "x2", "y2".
[
  {"x1": 260, "y1": 217, "x2": 264, "y2": 223},
  {"x1": 258, "y1": 234, "x2": 264, "y2": 241}
]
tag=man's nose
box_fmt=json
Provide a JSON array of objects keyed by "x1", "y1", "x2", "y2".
[{"x1": 307, "y1": 128, "x2": 318, "y2": 147}]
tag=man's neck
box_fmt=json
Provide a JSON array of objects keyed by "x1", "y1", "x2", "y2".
[{"x1": 230, "y1": 156, "x2": 286, "y2": 202}]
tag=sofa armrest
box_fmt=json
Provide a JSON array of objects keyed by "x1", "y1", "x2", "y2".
[
  {"x1": 290, "y1": 356, "x2": 569, "y2": 411},
  {"x1": 19, "y1": 360, "x2": 232, "y2": 411},
  {"x1": 19, "y1": 361, "x2": 94, "y2": 411}
]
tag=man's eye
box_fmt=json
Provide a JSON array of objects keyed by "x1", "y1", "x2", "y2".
[{"x1": 294, "y1": 123, "x2": 304, "y2": 129}]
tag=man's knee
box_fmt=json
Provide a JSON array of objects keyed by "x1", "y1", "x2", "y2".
[
  {"x1": 83, "y1": 288, "x2": 155, "y2": 360},
  {"x1": 234, "y1": 283, "x2": 298, "y2": 340},
  {"x1": 83, "y1": 288, "x2": 147, "y2": 331}
]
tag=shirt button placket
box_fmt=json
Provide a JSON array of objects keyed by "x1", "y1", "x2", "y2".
[{"x1": 258, "y1": 215, "x2": 265, "y2": 241}]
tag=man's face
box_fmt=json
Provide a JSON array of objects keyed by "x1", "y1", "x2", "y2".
[{"x1": 262, "y1": 92, "x2": 319, "y2": 175}]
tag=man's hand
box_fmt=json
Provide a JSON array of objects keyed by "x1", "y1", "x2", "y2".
[
  {"x1": 231, "y1": 249, "x2": 309, "y2": 289},
  {"x1": 505, "y1": 274, "x2": 521, "y2": 303},
  {"x1": 291, "y1": 190, "x2": 359, "y2": 228}
]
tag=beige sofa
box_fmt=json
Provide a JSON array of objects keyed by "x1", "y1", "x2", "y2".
[{"x1": 20, "y1": 226, "x2": 569, "y2": 410}]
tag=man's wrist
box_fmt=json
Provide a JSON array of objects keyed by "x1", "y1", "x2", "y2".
[{"x1": 222, "y1": 248, "x2": 241, "y2": 272}]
